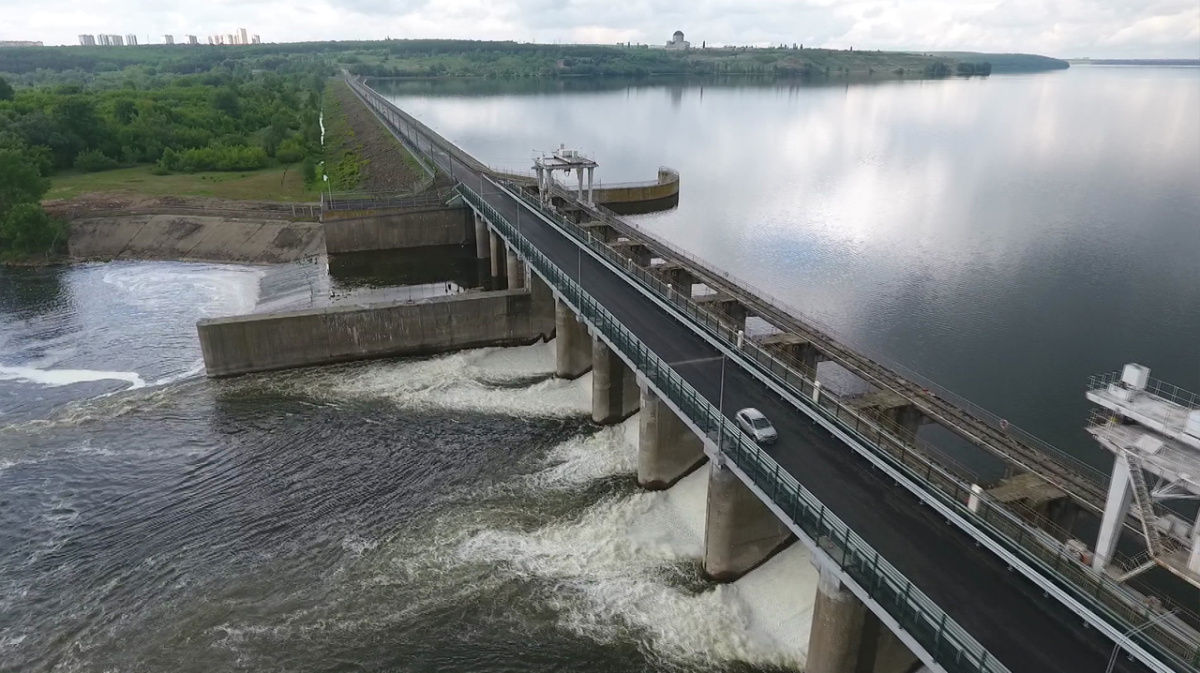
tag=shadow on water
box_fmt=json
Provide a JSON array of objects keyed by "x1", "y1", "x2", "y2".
[{"x1": 328, "y1": 245, "x2": 485, "y2": 290}]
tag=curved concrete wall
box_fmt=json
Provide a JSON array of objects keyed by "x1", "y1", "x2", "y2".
[{"x1": 594, "y1": 168, "x2": 680, "y2": 207}]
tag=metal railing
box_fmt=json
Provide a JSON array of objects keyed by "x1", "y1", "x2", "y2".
[
  {"x1": 568, "y1": 188, "x2": 1112, "y2": 496},
  {"x1": 348, "y1": 76, "x2": 1200, "y2": 669},
  {"x1": 1090, "y1": 371, "x2": 1200, "y2": 412},
  {"x1": 591, "y1": 166, "x2": 679, "y2": 190},
  {"x1": 503, "y1": 179, "x2": 1200, "y2": 669},
  {"x1": 456, "y1": 182, "x2": 1012, "y2": 673},
  {"x1": 320, "y1": 187, "x2": 450, "y2": 214}
]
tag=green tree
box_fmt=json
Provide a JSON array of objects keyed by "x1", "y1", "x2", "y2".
[
  {"x1": 113, "y1": 98, "x2": 138, "y2": 124},
  {"x1": 211, "y1": 87, "x2": 241, "y2": 118},
  {"x1": 0, "y1": 148, "x2": 50, "y2": 214},
  {"x1": 0, "y1": 147, "x2": 60, "y2": 260},
  {"x1": 0, "y1": 203, "x2": 65, "y2": 259},
  {"x1": 301, "y1": 156, "x2": 316, "y2": 186},
  {"x1": 0, "y1": 77, "x2": 13, "y2": 101}
]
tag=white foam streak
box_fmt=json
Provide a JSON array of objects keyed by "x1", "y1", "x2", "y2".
[
  {"x1": 457, "y1": 429, "x2": 814, "y2": 669},
  {"x1": 0, "y1": 365, "x2": 145, "y2": 390},
  {"x1": 291, "y1": 341, "x2": 594, "y2": 418}
]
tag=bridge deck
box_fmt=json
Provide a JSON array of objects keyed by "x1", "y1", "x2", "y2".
[
  {"x1": 555, "y1": 187, "x2": 1112, "y2": 509},
  {"x1": 355, "y1": 85, "x2": 1154, "y2": 673}
]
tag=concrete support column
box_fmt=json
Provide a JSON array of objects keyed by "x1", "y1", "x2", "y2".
[
  {"x1": 506, "y1": 246, "x2": 525, "y2": 290},
  {"x1": 577, "y1": 167, "x2": 585, "y2": 201},
  {"x1": 703, "y1": 461, "x2": 793, "y2": 581},
  {"x1": 881, "y1": 404, "x2": 924, "y2": 439},
  {"x1": 592, "y1": 338, "x2": 640, "y2": 424},
  {"x1": 587, "y1": 166, "x2": 594, "y2": 204},
  {"x1": 473, "y1": 212, "x2": 488, "y2": 260},
  {"x1": 718, "y1": 300, "x2": 750, "y2": 330},
  {"x1": 638, "y1": 386, "x2": 706, "y2": 490},
  {"x1": 555, "y1": 300, "x2": 592, "y2": 379},
  {"x1": 1093, "y1": 454, "x2": 1133, "y2": 571},
  {"x1": 528, "y1": 272, "x2": 556, "y2": 340},
  {"x1": 489, "y1": 229, "x2": 507, "y2": 289},
  {"x1": 807, "y1": 562, "x2": 878, "y2": 673}
]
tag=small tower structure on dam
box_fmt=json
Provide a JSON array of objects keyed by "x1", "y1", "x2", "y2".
[
  {"x1": 1087, "y1": 363, "x2": 1200, "y2": 586},
  {"x1": 533, "y1": 145, "x2": 598, "y2": 205}
]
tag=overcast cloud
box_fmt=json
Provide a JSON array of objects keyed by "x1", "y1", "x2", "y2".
[{"x1": 2, "y1": 0, "x2": 1198, "y2": 58}]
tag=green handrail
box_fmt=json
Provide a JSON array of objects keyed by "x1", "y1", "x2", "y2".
[{"x1": 455, "y1": 183, "x2": 1011, "y2": 673}]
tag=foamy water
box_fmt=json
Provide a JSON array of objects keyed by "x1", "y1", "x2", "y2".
[
  {"x1": 2, "y1": 257, "x2": 816, "y2": 672},
  {"x1": 0, "y1": 365, "x2": 146, "y2": 389},
  {"x1": 216, "y1": 340, "x2": 818, "y2": 670}
]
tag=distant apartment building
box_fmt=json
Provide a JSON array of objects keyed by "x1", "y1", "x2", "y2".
[
  {"x1": 187, "y1": 35, "x2": 198, "y2": 45},
  {"x1": 0, "y1": 40, "x2": 44, "y2": 47},
  {"x1": 226, "y1": 34, "x2": 235, "y2": 45},
  {"x1": 79, "y1": 34, "x2": 96, "y2": 46},
  {"x1": 126, "y1": 34, "x2": 138, "y2": 46},
  {"x1": 252, "y1": 35, "x2": 261, "y2": 44},
  {"x1": 164, "y1": 35, "x2": 174, "y2": 45},
  {"x1": 238, "y1": 28, "x2": 248, "y2": 45},
  {"x1": 98, "y1": 34, "x2": 124, "y2": 46}
]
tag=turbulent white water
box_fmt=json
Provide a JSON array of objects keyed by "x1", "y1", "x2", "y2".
[
  {"x1": 2, "y1": 257, "x2": 817, "y2": 672},
  {"x1": 289, "y1": 341, "x2": 819, "y2": 669},
  {"x1": 0, "y1": 365, "x2": 146, "y2": 389}
]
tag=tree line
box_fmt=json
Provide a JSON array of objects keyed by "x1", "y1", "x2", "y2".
[{"x1": 0, "y1": 56, "x2": 330, "y2": 260}]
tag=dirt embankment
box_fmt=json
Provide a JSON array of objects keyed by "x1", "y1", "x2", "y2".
[
  {"x1": 67, "y1": 215, "x2": 323, "y2": 264},
  {"x1": 47, "y1": 194, "x2": 324, "y2": 264},
  {"x1": 326, "y1": 80, "x2": 428, "y2": 193}
]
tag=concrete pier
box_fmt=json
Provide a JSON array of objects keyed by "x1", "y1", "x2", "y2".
[
  {"x1": 489, "y1": 229, "x2": 506, "y2": 288},
  {"x1": 198, "y1": 288, "x2": 554, "y2": 378},
  {"x1": 638, "y1": 386, "x2": 706, "y2": 490},
  {"x1": 806, "y1": 562, "x2": 918, "y2": 673},
  {"x1": 592, "y1": 338, "x2": 640, "y2": 424},
  {"x1": 882, "y1": 403, "x2": 924, "y2": 438},
  {"x1": 323, "y1": 205, "x2": 470, "y2": 254},
  {"x1": 807, "y1": 564, "x2": 876, "y2": 673},
  {"x1": 506, "y1": 246, "x2": 525, "y2": 290},
  {"x1": 703, "y1": 461, "x2": 793, "y2": 581},
  {"x1": 473, "y1": 212, "x2": 488, "y2": 259},
  {"x1": 555, "y1": 300, "x2": 592, "y2": 379}
]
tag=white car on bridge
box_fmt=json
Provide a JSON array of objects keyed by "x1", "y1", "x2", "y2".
[{"x1": 735, "y1": 407, "x2": 778, "y2": 444}]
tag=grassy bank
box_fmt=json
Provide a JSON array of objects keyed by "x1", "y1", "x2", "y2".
[
  {"x1": 323, "y1": 79, "x2": 427, "y2": 193},
  {"x1": 47, "y1": 165, "x2": 319, "y2": 202}
]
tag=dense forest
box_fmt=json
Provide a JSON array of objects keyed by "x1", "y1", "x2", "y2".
[
  {"x1": 0, "y1": 54, "x2": 330, "y2": 260},
  {"x1": 0, "y1": 39, "x2": 1032, "y2": 83}
]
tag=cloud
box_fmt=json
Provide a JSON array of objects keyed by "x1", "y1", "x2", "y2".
[{"x1": 1, "y1": 0, "x2": 1197, "y2": 57}]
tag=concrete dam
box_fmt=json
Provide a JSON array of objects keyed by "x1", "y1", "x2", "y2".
[{"x1": 194, "y1": 75, "x2": 1199, "y2": 673}]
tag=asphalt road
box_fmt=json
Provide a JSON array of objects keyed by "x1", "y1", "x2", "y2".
[{"x1": 423, "y1": 134, "x2": 1155, "y2": 673}]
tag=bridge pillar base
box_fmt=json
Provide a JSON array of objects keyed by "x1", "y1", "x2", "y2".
[
  {"x1": 488, "y1": 229, "x2": 507, "y2": 289},
  {"x1": 592, "y1": 338, "x2": 639, "y2": 424},
  {"x1": 806, "y1": 562, "x2": 920, "y2": 673},
  {"x1": 881, "y1": 403, "x2": 924, "y2": 438},
  {"x1": 505, "y1": 246, "x2": 525, "y2": 290},
  {"x1": 638, "y1": 386, "x2": 706, "y2": 490},
  {"x1": 703, "y1": 461, "x2": 793, "y2": 582},
  {"x1": 555, "y1": 300, "x2": 592, "y2": 379},
  {"x1": 473, "y1": 212, "x2": 488, "y2": 260},
  {"x1": 808, "y1": 563, "x2": 876, "y2": 673}
]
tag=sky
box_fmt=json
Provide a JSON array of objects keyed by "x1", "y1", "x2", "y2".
[{"x1": 2, "y1": 0, "x2": 1199, "y2": 58}]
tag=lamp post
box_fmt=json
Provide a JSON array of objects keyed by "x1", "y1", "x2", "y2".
[
  {"x1": 718, "y1": 353, "x2": 727, "y2": 450},
  {"x1": 1106, "y1": 611, "x2": 1176, "y2": 673}
]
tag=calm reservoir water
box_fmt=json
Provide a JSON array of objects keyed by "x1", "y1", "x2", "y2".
[{"x1": 1, "y1": 66, "x2": 1197, "y2": 671}]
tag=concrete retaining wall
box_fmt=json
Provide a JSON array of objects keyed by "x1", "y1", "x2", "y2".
[
  {"x1": 197, "y1": 285, "x2": 554, "y2": 377},
  {"x1": 68, "y1": 215, "x2": 324, "y2": 263},
  {"x1": 323, "y1": 206, "x2": 472, "y2": 253},
  {"x1": 595, "y1": 169, "x2": 680, "y2": 207}
]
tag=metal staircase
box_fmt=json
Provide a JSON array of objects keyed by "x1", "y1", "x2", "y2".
[{"x1": 1124, "y1": 450, "x2": 1164, "y2": 557}]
